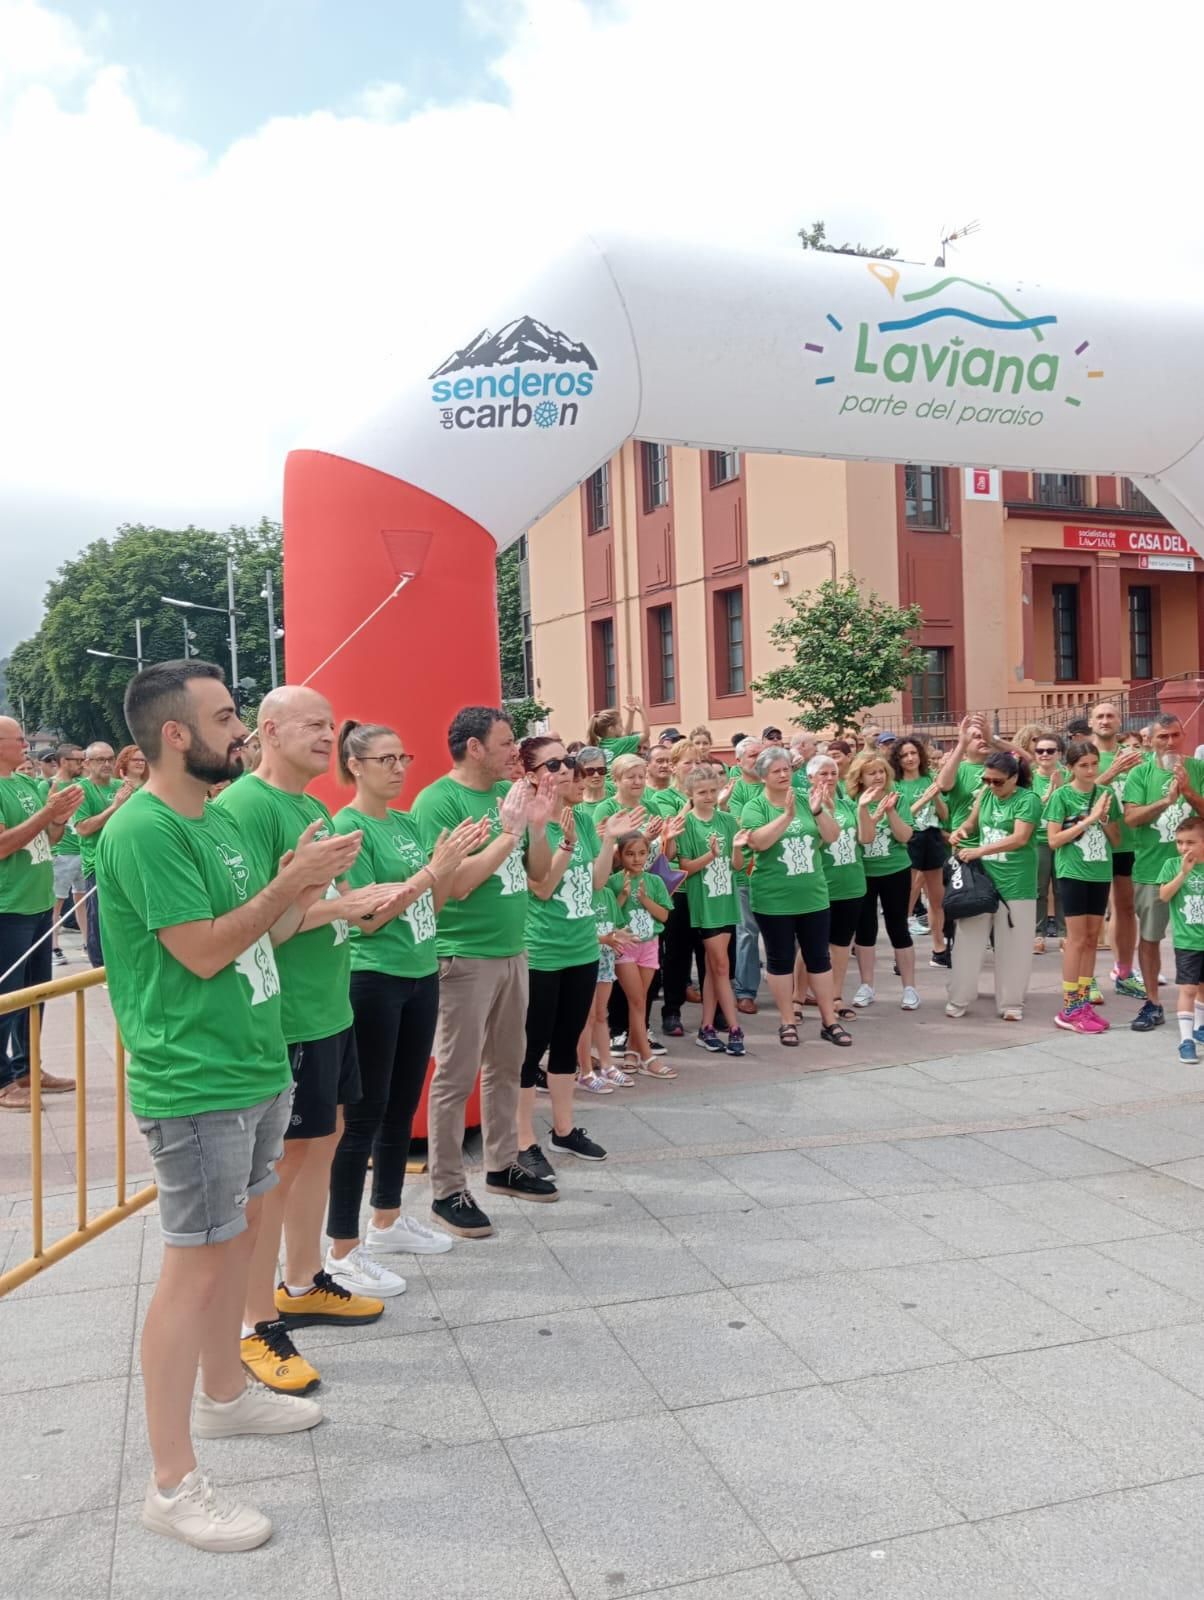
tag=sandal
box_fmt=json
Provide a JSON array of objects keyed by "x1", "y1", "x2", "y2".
[
  {"x1": 820, "y1": 1023, "x2": 853, "y2": 1048},
  {"x1": 636, "y1": 1056, "x2": 678, "y2": 1078},
  {"x1": 778, "y1": 1023, "x2": 800, "y2": 1047},
  {"x1": 834, "y1": 1006, "x2": 856, "y2": 1021}
]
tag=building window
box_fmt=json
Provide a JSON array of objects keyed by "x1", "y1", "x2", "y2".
[
  {"x1": 910, "y1": 647, "x2": 951, "y2": 720},
  {"x1": 1053, "y1": 583, "x2": 1080, "y2": 681},
  {"x1": 1129, "y1": 585, "x2": 1153, "y2": 680},
  {"x1": 1124, "y1": 479, "x2": 1158, "y2": 517},
  {"x1": 715, "y1": 586, "x2": 745, "y2": 695},
  {"x1": 591, "y1": 618, "x2": 616, "y2": 708},
  {"x1": 641, "y1": 442, "x2": 670, "y2": 511},
  {"x1": 649, "y1": 604, "x2": 675, "y2": 704},
  {"x1": 903, "y1": 465, "x2": 946, "y2": 529},
  {"x1": 710, "y1": 449, "x2": 740, "y2": 487},
  {"x1": 1034, "y1": 473, "x2": 1086, "y2": 508},
  {"x1": 586, "y1": 463, "x2": 611, "y2": 532}
]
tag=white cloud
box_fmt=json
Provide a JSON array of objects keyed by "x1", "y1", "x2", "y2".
[{"x1": 0, "y1": 0, "x2": 1199, "y2": 647}]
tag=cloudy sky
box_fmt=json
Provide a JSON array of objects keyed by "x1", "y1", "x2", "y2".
[{"x1": 1, "y1": 0, "x2": 1196, "y2": 653}]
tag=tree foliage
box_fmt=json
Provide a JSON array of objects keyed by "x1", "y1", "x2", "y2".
[
  {"x1": 751, "y1": 573, "x2": 924, "y2": 732},
  {"x1": 797, "y1": 220, "x2": 898, "y2": 260},
  {"x1": 6, "y1": 521, "x2": 283, "y2": 745},
  {"x1": 496, "y1": 544, "x2": 527, "y2": 701}
]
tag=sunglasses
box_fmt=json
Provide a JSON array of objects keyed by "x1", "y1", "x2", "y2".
[
  {"x1": 534, "y1": 756, "x2": 578, "y2": 773},
  {"x1": 981, "y1": 776, "x2": 1008, "y2": 788},
  {"x1": 579, "y1": 765, "x2": 607, "y2": 778},
  {"x1": 360, "y1": 753, "x2": 414, "y2": 770},
  {"x1": 1034, "y1": 747, "x2": 1058, "y2": 756}
]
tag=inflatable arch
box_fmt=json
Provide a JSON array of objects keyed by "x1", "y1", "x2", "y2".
[{"x1": 284, "y1": 233, "x2": 1204, "y2": 792}]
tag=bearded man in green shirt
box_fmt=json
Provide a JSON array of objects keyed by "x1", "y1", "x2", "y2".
[{"x1": 75, "y1": 740, "x2": 137, "y2": 968}]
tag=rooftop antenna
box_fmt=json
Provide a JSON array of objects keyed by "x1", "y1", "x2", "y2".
[{"x1": 934, "y1": 218, "x2": 981, "y2": 268}]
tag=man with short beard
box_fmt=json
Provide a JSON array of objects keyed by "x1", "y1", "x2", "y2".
[
  {"x1": 75, "y1": 740, "x2": 137, "y2": 967},
  {"x1": 96, "y1": 660, "x2": 364, "y2": 1551}
]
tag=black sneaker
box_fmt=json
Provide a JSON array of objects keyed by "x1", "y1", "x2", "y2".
[
  {"x1": 431, "y1": 1189, "x2": 493, "y2": 1238},
  {"x1": 53, "y1": 948, "x2": 67, "y2": 967},
  {"x1": 661, "y1": 1012, "x2": 685, "y2": 1038},
  {"x1": 610, "y1": 1031, "x2": 628, "y2": 1053},
  {"x1": 533, "y1": 1066, "x2": 549, "y2": 1095},
  {"x1": 549, "y1": 1126, "x2": 607, "y2": 1162},
  {"x1": 1131, "y1": 1001, "x2": 1165, "y2": 1033},
  {"x1": 485, "y1": 1165, "x2": 559, "y2": 1203},
  {"x1": 930, "y1": 948, "x2": 951, "y2": 969},
  {"x1": 647, "y1": 1031, "x2": 668, "y2": 1056},
  {"x1": 517, "y1": 1142, "x2": 556, "y2": 1180}
]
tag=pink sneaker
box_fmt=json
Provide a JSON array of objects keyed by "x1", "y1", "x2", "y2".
[
  {"x1": 1055, "y1": 1001, "x2": 1106, "y2": 1035},
  {"x1": 1081, "y1": 1002, "x2": 1110, "y2": 1031}
]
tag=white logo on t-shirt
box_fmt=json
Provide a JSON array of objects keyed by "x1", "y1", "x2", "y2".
[
  {"x1": 14, "y1": 789, "x2": 51, "y2": 865},
  {"x1": 555, "y1": 865, "x2": 595, "y2": 920},
  {"x1": 404, "y1": 890, "x2": 437, "y2": 944},
  {"x1": 781, "y1": 835, "x2": 816, "y2": 875},
  {"x1": 702, "y1": 855, "x2": 733, "y2": 898},
  {"x1": 234, "y1": 935, "x2": 281, "y2": 1005},
  {"x1": 982, "y1": 825, "x2": 1010, "y2": 862},
  {"x1": 863, "y1": 822, "x2": 892, "y2": 860},
  {"x1": 627, "y1": 906, "x2": 655, "y2": 940},
  {"x1": 1157, "y1": 800, "x2": 1190, "y2": 844},
  {"x1": 215, "y1": 842, "x2": 250, "y2": 902},
  {"x1": 1183, "y1": 892, "x2": 1204, "y2": 925},
  {"x1": 495, "y1": 842, "x2": 528, "y2": 896},
  {"x1": 1077, "y1": 823, "x2": 1109, "y2": 863},
  {"x1": 827, "y1": 828, "x2": 858, "y2": 869},
  {"x1": 323, "y1": 882, "x2": 350, "y2": 945}
]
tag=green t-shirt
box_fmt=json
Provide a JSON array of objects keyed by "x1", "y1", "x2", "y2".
[
  {"x1": 977, "y1": 785, "x2": 1043, "y2": 900},
  {"x1": 1044, "y1": 783, "x2": 1113, "y2": 883},
  {"x1": 1158, "y1": 856, "x2": 1204, "y2": 952},
  {"x1": 77, "y1": 777, "x2": 123, "y2": 876},
  {"x1": 0, "y1": 773, "x2": 54, "y2": 914},
  {"x1": 333, "y1": 806, "x2": 437, "y2": 979},
  {"x1": 600, "y1": 734, "x2": 641, "y2": 759},
  {"x1": 593, "y1": 885, "x2": 620, "y2": 945},
  {"x1": 679, "y1": 809, "x2": 740, "y2": 930},
  {"x1": 1095, "y1": 748, "x2": 1138, "y2": 854},
  {"x1": 740, "y1": 791, "x2": 829, "y2": 914},
  {"x1": 410, "y1": 774, "x2": 530, "y2": 959},
  {"x1": 1123, "y1": 757, "x2": 1204, "y2": 885},
  {"x1": 791, "y1": 767, "x2": 811, "y2": 795},
  {"x1": 860, "y1": 787, "x2": 914, "y2": 877},
  {"x1": 821, "y1": 792, "x2": 866, "y2": 902},
  {"x1": 1031, "y1": 766, "x2": 1068, "y2": 840},
  {"x1": 214, "y1": 774, "x2": 353, "y2": 1043},
  {"x1": 643, "y1": 784, "x2": 687, "y2": 818},
  {"x1": 606, "y1": 868, "x2": 672, "y2": 940},
  {"x1": 525, "y1": 812, "x2": 601, "y2": 971},
  {"x1": 95, "y1": 789, "x2": 290, "y2": 1119},
  {"x1": 46, "y1": 779, "x2": 82, "y2": 858},
  {"x1": 896, "y1": 776, "x2": 941, "y2": 833},
  {"x1": 726, "y1": 776, "x2": 762, "y2": 815},
  {"x1": 945, "y1": 760, "x2": 985, "y2": 832}
]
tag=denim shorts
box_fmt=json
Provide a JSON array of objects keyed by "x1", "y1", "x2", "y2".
[
  {"x1": 53, "y1": 854, "x2": 85, "y2": 898},
  {"x1": 136, "y1": 1087, "x2": 293, "y2": 1247}
]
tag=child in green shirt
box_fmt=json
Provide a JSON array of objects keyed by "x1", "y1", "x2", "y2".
[{"x1": 1157, "y1": 814, "x2": 1204, "y2": 1063}]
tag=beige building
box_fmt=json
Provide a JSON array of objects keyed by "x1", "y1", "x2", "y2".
[{"x1": 522, "y1": 445, "x2": 1202, "y2": 750}]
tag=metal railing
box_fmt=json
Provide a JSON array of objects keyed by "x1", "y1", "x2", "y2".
[
  {"x1": 0, "y1": 968, "x2": 156, "y2": 1297},
  {"x1": 878, "y1": 674, "x2": 1192, "y2": 740}
]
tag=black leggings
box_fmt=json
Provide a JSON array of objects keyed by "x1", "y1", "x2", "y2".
[
  {"x1": 661, "y1": 890, "x2": 706, "y2": 1014},
  {"x1": 523, "y1": 960, "x2": 599, "y2": 1084},
  {"x1": 828, "y1": 893, "x2": 864, "y2": 950},
  {"x1": 754, "y1": 908, "x2": 832, "y2": 976},
  {"x1": 856, "y1": 868, "x2": 913, "y2": 950},
  {"x1": 327, "y1": 969, "x2": 440, "y2": 1240}
]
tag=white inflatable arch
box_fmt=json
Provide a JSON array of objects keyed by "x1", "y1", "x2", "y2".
[{"x1": 284, "y1": 234, "x2": 1204, "y2": 790}]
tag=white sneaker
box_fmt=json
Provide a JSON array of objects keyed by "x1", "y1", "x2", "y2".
[
  {"x1": 142, "y1": 1468, "x2": 271, "y2": 1552},
  {"x1": 366, "y1": 1215, "x2": 453, "y2": 1256},
  {"x1": 852, "y1": 984, "x2": 876, "y2": 1008},
  {"x1": 945, "y1": 1002, "x2": 967, "y2": 1019},
  {"x1": 900, "y1": 986, "x2": 920, "y2": 1011},
  {"x1": 324, "y1": 1243, "x2": 406, "y2": 1296},
  {"x1": 907, "y1": 917, "x2": 929, "y2": 937},
  {"x1": 194, "y1": 1379, "x2": 322, "y2": 1438}
]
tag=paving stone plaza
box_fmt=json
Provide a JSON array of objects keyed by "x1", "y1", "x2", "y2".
[{"x1": 7, "y1": 943, "x2": 1204, "y2": 1598}]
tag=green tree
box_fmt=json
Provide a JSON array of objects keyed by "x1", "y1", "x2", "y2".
[
  {"x1": 798, "y1": 220, "x2": 898, "y2": 260},
  {"x1": 752, "y1": 573, "x2": 924, "y2": 732},
  {"x1": 5, "y1": 520, "x2": 282, "y2": 745},
  {"x1": 496, "y1": 544, "x2": 527, "y2": 700}
]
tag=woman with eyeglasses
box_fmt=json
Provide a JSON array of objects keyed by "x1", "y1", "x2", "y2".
[
  {"x1": 1027, "y1": 731, "x2": 1068, "y2": 955},
  {"x1": 328, "y1": 720, "x2": 487, "y2": 1280},
  {"x1": 946, "y1": 751, "x2": 1042, "y2": 1022},
  {"x1": 516, "y1": 736, "x2": 627, "y2": 1178}
]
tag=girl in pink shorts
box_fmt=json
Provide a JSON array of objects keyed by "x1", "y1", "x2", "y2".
[{"x1": 609, "y1": 832, "x2": 675, "y2": 1078}]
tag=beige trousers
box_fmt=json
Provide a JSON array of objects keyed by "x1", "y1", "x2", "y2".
[
  {"x1": 429, "y1": 954, "x2": 529, "y2": 1201},
  {"x1": 947, "y1": 901, "x2": 1036, "y2": 1015}
]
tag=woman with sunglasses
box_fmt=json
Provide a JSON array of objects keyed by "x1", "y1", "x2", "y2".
[
  {"x1": 576, "y1": 746, "x2": 612, "y2": 814},
  {"x1": 946, "y1": 751, "x2": 1042, "y2": 1022},
  {"x1": 327, "y1": 721, "x2": 487, "y2": 1283},
  {"x1": 1028, "y1": 731, "x2": 1068, "y2": 955},
  {"x1": 516, "y1": 736, "x2": 628, "y2": 1178}
]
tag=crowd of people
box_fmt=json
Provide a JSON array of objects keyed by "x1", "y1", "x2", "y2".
[{"x1": 1, "y1": 668, "x2": 1202, "y2": 1554}]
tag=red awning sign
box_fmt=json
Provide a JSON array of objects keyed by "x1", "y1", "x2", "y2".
[{"x1": 1064, "y1": 525, "x2": 1196, "y2": 556}]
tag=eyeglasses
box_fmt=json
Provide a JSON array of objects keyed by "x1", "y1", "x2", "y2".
[
  {"x1": 981, "y1": 776, "x2": 1008, "y2": 788},
  {"x1": 533, "y1": 756, "x2": 578, "y2": 773},
  {"x1": 360, "y1": 753, "x2": 414, "y2": 770},
  {"x1": 1034, "y1": 747, "x2": 1058, "y2": 756},
  {"x1": 579, "y1": 765, "x2": 607, "y2": 778}
]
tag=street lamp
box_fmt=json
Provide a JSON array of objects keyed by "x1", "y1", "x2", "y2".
[
  {"x1": 162, "y1": 556, "x2": 240, "y2": 691},
  {"x1": 260, "y1": 568, "x2": 279, "y2": 688},
  {"x1": 86, "y1": 619, "x2": 145, "y2": 672}
]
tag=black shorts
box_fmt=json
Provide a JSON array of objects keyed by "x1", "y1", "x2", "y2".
[
  {"x1": 286, "y1": 1025, "x2": 361, "y2": 1139},
  {"x1": 907, "y1": 828, "x2": 949, "y2": 873},
  {"x1": 1112, "y1": 851, "x2": 1135, "y2": 879},
  {"x1": 1059, "y1": 878, "x2": 1111, "y2": 919},
  {"x1": 828, "y1": 894, "x2": 863, "y2": 949},
  {"x1": 1175, "y1": 948, "x2": 1204, "y2": 987},
  {"x1": 698, "y1": 924, "x2": 735, "y2": 942}
]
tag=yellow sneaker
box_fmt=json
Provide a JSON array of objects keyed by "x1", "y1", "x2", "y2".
[
  {"x1": 240, "y1": 1319, "x2": 320, "y2": 1394},
  {"x1": 274, "y1": 1270, "x2": 384, "y2": 1327}
]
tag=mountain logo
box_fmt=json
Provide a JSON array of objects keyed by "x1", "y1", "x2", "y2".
[
  {"x1": 430, "y1": 316, "x2": 597, "y2": 377},
  {"x1": 807, "y1": 262, "x2": 1102, "y2": 433}
]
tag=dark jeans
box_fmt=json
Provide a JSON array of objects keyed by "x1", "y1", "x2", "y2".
[
  {"x1": 84, "y1": 873, "x2": 104, "y2": 969},
  {"x1": 522, "y1": 960, "x2": 599, "y2": 1084},
  {"x1": 326, "y1": 969, "x2": 439, "y2": 1240},
  {"x1": 0, "y1": 910, "x2": 53, "y2": 1085}
]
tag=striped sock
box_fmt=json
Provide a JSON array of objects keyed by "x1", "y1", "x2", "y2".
[{"x1": 1179, "y1": 1013, "x2": 1194, "y2": 1043}]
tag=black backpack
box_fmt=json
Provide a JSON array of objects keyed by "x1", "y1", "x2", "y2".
[{"x1": 942, "y1": 854, "x2": 1004, "y2": 923}]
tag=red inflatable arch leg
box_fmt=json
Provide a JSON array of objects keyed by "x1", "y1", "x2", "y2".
[{"x1": 283, "y1": 449, "x2": 499, "y2": 1140}]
